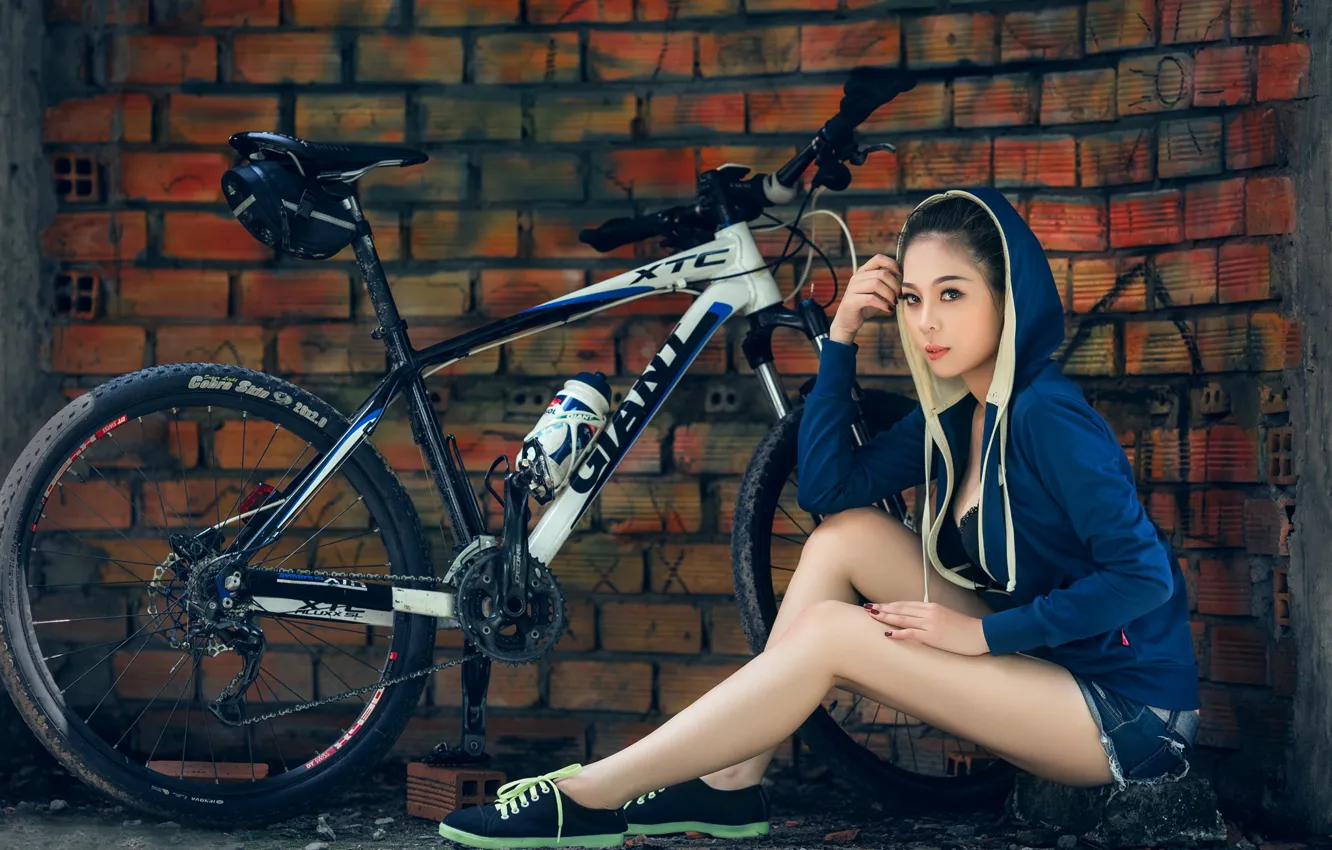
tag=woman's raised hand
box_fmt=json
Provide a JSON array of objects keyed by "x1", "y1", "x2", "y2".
[{"x1": 829, "y1": 254, "x2": 902, "y2": 346}]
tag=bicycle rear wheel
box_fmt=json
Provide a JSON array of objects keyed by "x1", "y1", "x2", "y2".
[
  {"x1": 0, "y1": 363, "x2": 436, "y2": 826},
  {"x1": 730, "y1": 391, "x2": 1016, "y2": 811}
]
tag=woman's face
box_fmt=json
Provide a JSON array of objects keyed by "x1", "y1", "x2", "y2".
[{"x1": 899, "y1": 234, "x2": 1003, "y2": 381}]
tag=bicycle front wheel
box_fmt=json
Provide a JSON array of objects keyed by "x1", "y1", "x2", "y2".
[
  {"x1": 730, "y1": 392, "x2": 1017, "y2": 812},
  {"x1": 0, "y1": 363, "x2": 436, "y2": 826}
]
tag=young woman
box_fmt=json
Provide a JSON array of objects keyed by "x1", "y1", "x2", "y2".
[{"x1": 439, "y1": 190, "x2": 1202, "y2": 849}]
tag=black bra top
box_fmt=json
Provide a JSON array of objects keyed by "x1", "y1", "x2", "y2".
[{"x1": 937, "y1": 501, "x2": 1006, "y2": 593}]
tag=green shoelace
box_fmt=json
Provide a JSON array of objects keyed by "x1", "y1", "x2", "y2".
[{"x1": 493, "y1": 763, "x2": 585, "y2": 840}]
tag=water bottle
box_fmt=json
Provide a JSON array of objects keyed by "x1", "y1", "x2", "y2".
[{"x1": 517, "y1": 371, "x2": 612, "y2": 503}]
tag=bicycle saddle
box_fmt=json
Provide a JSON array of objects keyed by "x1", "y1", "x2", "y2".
[{"x1": 228, "y1": 131, "x2": 428, "y2": 174}]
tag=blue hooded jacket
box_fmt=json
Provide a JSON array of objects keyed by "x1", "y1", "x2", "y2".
[{"x1": 797, "y1": 189, "x2": 1201, "y2": 711}]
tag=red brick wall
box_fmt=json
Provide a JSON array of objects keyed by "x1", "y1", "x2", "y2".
[{"x1": 39, "y1": 0, "x2": 1309, "y2": 806}]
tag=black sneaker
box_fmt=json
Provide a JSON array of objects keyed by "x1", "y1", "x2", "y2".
[
  {"x1": 623, "y1": 778, "x2": 771, "y2": 838},
  {"x1": 438, "y1": 765, "x2": 627, "y2": 849}
]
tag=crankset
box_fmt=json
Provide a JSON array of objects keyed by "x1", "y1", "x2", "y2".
[{"x1": 454, "y1": 549, "x2": 566, "y2": 665}]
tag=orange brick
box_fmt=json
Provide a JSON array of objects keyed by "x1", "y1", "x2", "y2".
[
  {"x1": 41, "y1": 480, "x2": 135, "y2": 530},
  {"x1": 476, "y1": 153, "x2": 580, "y2": 203},
  {"x1": 1197, "y1": 315, "x2": 1260, "y2": 372},
  {"x1": 697, "y1": 27, "x2": 799, "y2": 77},
  {"x1": 905, "y1": 13, "x2": 998, "y2": 68},
  {"x1": 1070, "y1": 256, "x2": 1148, "y2": 313},
  {"x1": 156, "y1": 325, "x2": 265, "y2": 370},
  {"x1": 1001, "y1": 7, "x2": 1082, "y2": 62},
  {"x1": 532, "y1": 94, "x2": 638, "y2": 143},
  {"x1": 596, "y1": 148, "x2": 697, "y2": 201},
  {"x1": 846, "y1": 205, "x2": 916, "y2": 256},
  {"x1": 121, "y1": 152, "x2": 229, "y2": 203},
  {"x1": 673, "y1": 423, "x2": 771, "y2": 474},
  {"x1": 637, "y1": 0, "x2": 738, "y2": 18},
  {"x1": 356, "y1": 34, "x2": 462, "y2": 83},
  {"x1": 277, "y1": 324, "x2": 384, "y2": 374},
  {"x1": 415, "y1": 0, "x2": 520, "y2": 25},
  {"x1": 239, "y1": 270, "x2": 350, "y2": 320},
  {"x1": 621, "y1": 317, "x2": 726, "y2": 375},
  {"x1": 749, "y1": 0, "x2": 834, "y2": 9},
  {"x1": 1249, "y1": 312, "x2": 1301, "y2": 370},
  {"x1": 410, "y1": 210, "x2": 517, "y2": 260},
  {"x1": 1224, "y1": 108, "x2": 1279, "y2": 171},
  {"x1": 549, "y1": 661, "x2": 652, "y2": 712},
  {"x1": 601, "y1": 602, "x2": 702, "y2": 654},
  {"x1": 45, "y1": 94, "x2": 152, "y2": 144},
  {"x1": 1257, "y1": 44, "x2": 1312, "y2": 101},
  {"x1": 800, "y1": 19, "x2": 901, "y2": 72},
  {"x1": 296, "y1": 94, "x2": 404, "y2": 143},
  {"x1": 110, "y1": 34, "x2": 215, "y2": 84},
  {"x1": 599, "y1": 479, "x2": 702, "y2": 534},
  {"x1": 1125, "y1": 321, "x2": 1198, "y2": 375},
  {"x1": 1157, "y1": 118, "x2": 1222, "y2": 179},
  {"x1": 1085, "y1": 0, "x2": 1157, "y2": 54},
  {"x1": 51, "y1": 325, "x2": 146, "y2": 374},
  {"x1": 1184, "y1": 177, "x2": 1246, "y2": 240},
  {"x1": 1217, "y1": 242, "x2": 1271, "y2": 303},
  {"x1": 1118, "y1": 53, "x2": 1194, "y2": 114},
  {"x1": 1246, "y1": 176, "x2": 1295, "y2": 236},
  {"x1": 508, "y1": 323, "x2": 616, "y2": 376},
  {"x1": 588, "y1": 30, "x2": 693, "y2": 81},
  {"x1": 435, "y1": 660, "x2": 539, "y2": 709},
  {"x1": 1027, "y1": 196, "x2": 1108, "y2": 252},
  {"x1": 1110, "y1": 190, "x2": 1182, "y2": 248},
  {"x1": 1209, "y1": 625, "x2": 1267, "y2": 685},
  {"x1": 659, "y1": 662, "x2": 744, "y2": 714},
  {"x1": 290, "y1": 0, "x2": 400, "y2": 25},
  {"x1": 648, "y1": 92, "x2": 745, "y2": 136},
  {"x1": 1232, "y1": 0, "x2": 1283, "y2": 36},
  {"x1": 1041, "y1": 69, "x2": 1116, "y2": 124},
  {"x1": 475, "y1": 32, "x2": 580, "y2": 84},
  {"x1": 167, "y1": 94, "x2": 280, "y2": 146},
  {"x1": 699, "y1": 145, "x2": 796, "y2": 174},
  {"x1": 554, "y1": 536, "x2": 647, "y2": 593},
  {"x1": 117, "y1": 269, "x2": 229, "y2": 319},
  {"x1": 162, "y1": 211, "x2": 272, "y2": 261},
  {"x1": 1197, "y1": 558, "x2": 1250, "y2": 615},
  {"x1": 232, "y1": 32, "x2": 341, "y2": 84},
  {"x1": 191, "y1": 0, "x2": 280, "y2": 26},
  {"x1": 1080, "y1": 129, "x2": 1153, "y2": 187},
  {"x1": 358, "y1": 157, "x2": 466, "y2": 203},
  {"x1": 43, "y1": 212, "x2": 148, "y2": 262},
  {"x1": 1155, "y1": 247, "x2": 1217, "y2": 306},
  {"x1": 1193, "y1": 45, "x2": 1254, "y2": 107},
  {"x1": 529, "y1": 208, "x2": 637, "y2": 260},
  {"x1": 953, "y1": 74, "x2": 1036, "y2": 127},
  {"x1": 1160, "y1": 0, "x2": 1230, "y2": 44},
  {"x1": 420, "y1": 92, "x2": 522, "y2": 142},
  {"x1": 528, "y1": 0, "x2": 631, "y2": 23},
  {"x1": 862, "y1": 81, "x2": 950, "y2": 132},
  {"x1": 993, "y1": 136, "x2": 1077, "y2": 188},
  {"x1": 899, "y1": 138, "x2": 991, "y2": 190},
  {"x1": 649, "y1": 542, "x2": 736, "y2": 595},
  {"x1": 477, "y1": 269, "x2": 582, "y2": 317}
]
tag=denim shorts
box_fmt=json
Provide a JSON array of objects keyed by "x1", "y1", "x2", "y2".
[{"x1": 1071, "y1": 675, "x2": 1200, "y2": 796}]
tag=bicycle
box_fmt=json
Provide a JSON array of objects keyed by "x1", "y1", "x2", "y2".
[{"x1": 0, "y1": 67, "x2": 1015, "y2": 826}]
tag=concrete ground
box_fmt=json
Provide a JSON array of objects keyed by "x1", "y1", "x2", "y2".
[{"x1": 0, "y1": 749, "x2": 1310, "y2": 850}]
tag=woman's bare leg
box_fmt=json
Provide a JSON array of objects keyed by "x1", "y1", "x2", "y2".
[
  {"x1": 701, "y1": 507, "x2": 994, "y2": 790},
  {"x1": 555, "y1": 598, "x2": 1112, "y2": 810}
]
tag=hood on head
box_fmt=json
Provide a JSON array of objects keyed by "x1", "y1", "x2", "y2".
[{"x1": 892, "y1": 189, "x2": 1065, "y2": 601}]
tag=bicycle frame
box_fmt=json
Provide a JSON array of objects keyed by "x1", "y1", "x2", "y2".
[{"x1": 231, "y1": 194, "x2": 847, "y2": 623}]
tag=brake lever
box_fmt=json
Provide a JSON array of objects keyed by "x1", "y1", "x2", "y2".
[{"x1": 849, "y1": 142, "x2": 897, "y2": 166}]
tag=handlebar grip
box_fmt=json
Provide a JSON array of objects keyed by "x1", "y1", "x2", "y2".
[
  {"x1": 823, "y1": 67, "x2": 917, "y2": 139},
  {"x1": 578, "y1": 214, "x2": 663, "y2": 253}
]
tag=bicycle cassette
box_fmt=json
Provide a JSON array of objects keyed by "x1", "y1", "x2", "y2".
[{"x1": 454, "y1": 550, "x2": 566, "y2": 665}]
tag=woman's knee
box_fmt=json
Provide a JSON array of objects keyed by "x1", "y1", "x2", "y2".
[{"x1": 786, "y1": 598, "x2": 863, "y2": 649}]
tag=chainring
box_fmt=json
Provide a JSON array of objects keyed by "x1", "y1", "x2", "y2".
[{"x1": 454, "y1": 549, "x2": 566, "y2": 665}]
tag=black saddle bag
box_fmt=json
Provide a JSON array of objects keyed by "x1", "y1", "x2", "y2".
[{"x1": 221, "y1": 159, "x2": 357, "y2": 261}]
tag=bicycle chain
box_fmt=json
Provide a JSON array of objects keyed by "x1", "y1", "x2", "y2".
[{"x1": 157, "y1": 560, "x2": 475, "y2": 726}]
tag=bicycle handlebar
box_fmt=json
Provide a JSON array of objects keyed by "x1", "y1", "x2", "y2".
[{"x1": 579, "y1": 67, "x2": 915, "y2": 254}]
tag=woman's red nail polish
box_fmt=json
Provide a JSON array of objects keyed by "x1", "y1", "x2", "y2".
[
  {"x1": 862, "y1": 603, "x2": 875, "y2": 610},
  {"x1": 884, "y1": 631, "x2": 893, "y2": 637}
]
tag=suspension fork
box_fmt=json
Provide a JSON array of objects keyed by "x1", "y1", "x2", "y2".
[{"x1": 740, "y1": 299, "x2": 902, "y2": 519}]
